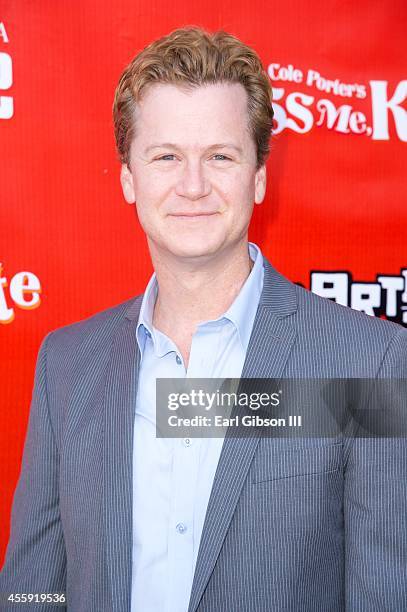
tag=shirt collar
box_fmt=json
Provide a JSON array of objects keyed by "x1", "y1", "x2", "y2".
[
  {"x1": 136, "y1": 241, "x2": 264, "y2": 355},
  {"x1": 136, "y1": 272, "x2": 158, "y2": 357},
  {"x1": 220, "y1": 241, "x2": 264, "y2": 351}
]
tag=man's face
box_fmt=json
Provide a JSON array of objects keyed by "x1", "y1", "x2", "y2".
[{"x1": 120, "y1": 81, "x2": 266, "y2": 262}]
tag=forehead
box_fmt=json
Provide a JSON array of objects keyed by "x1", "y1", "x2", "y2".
[{"x1": 132, "y1": 81, "x2": 252, "y2": 148}]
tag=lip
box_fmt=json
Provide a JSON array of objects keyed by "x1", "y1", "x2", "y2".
[{"x1": 169, "y1": 212, "x2": 219, "y2": 217}]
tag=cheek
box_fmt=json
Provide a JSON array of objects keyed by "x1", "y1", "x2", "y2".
[
  {"x1": 134, "y1": 199, "x2": 159, "y2": 234},
  {"x1": 133, "y1": 171, "x2": 173, "y2": 208},
  {"x1": 133, "y1": 184, "x2": 170, "y2": 238},
  {"x1": 213, "y1": 169, "x2": 252, "y2": 196},
  {"x1": 219, "y1": 174, "x2": 255, "y2": 212}
]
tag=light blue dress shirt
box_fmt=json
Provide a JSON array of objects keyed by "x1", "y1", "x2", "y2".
[{"x1": 131, "y1": 242, "x2": 264, "y2": 612}]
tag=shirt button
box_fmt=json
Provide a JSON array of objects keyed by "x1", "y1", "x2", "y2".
[
  {"x1": 182, "y1": 438, "x2": 192, "y2": 447},
  {"x1": 145, "y1": 329, "x2": 151, "y2": 338},
  {"x1": 176, "y1": 522, "x2": 187, "y2": 534},
  {"x1": 176, "y1": 355, "x2": 182, "y2": 365}
]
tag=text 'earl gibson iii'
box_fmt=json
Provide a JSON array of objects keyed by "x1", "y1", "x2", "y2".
[{"x1": 168, "y1": 414, "x2": 303, "y2": 428}]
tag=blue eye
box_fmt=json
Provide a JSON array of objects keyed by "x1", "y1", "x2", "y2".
[
  {"x1": 153, "y1": 153, "x2": 232, "y2": 162},
  {"x1": 156, "y1": 154, "x2": 176, "y2": 161}
]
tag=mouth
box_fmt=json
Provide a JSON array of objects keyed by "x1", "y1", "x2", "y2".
[{"x1": 168, "y1": 212, "x2": 219, "y2": 218}]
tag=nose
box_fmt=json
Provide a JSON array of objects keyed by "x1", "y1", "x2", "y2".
[{"x1": 175, "y1": 160, "x2": 211, "y2": 201}]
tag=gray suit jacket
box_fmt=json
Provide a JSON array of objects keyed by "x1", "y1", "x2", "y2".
[{"x1": 1, "y1": 257, "x2": 406, "y2": 611}]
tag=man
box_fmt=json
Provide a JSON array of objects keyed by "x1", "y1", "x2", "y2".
[{"x1": 1, "y1": 26, "x2": 406, "y2": 612}]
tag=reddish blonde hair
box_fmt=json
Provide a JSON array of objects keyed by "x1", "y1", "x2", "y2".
[{"x1": 113, "y1": 26, "x2": 273, "y2": 169}]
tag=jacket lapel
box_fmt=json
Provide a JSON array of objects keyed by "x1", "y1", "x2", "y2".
[
  {"x1": 188, "y1": 258, "x2": 298, "y2": 612},
  {"x1": 103, "y1": 297, "x2": 142, "y2": 612}
]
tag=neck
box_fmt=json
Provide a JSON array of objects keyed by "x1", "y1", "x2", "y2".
[{"x1": 150, "y1": 239, "x2": 253, "y2": 341}]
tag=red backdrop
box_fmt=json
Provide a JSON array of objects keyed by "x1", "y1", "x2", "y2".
[{"x1": 1, "y1": 0, "x2": 406, "y2": 564}]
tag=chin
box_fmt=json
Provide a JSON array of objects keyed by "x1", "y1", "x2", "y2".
[{"x1": 164, "y1": 236, "x2": 225, "y2": 260}]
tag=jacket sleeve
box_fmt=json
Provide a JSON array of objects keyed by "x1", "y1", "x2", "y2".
[
  {"x1": 344, "y1": 326, "x2": 407, "y2": 611},
  {"x1": 0, "y1": 333, "x2": 67, "y2": 611}
]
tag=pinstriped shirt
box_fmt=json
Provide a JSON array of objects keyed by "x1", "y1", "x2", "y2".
[{"x1": 131, "y1": 242, "x2": 264, "y2": 612}]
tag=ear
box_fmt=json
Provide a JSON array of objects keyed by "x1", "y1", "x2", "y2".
[
  {"x1": 120, "y1": 163, "x2": 136, "y2": 204},
  {"x1": 254, "y1": 164, "x2": 266, "y2": 204}
]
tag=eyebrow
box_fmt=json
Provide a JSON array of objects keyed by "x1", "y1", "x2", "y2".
[{"x1": 143, "y1": 142, "x2": 243, "y2": 155}]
